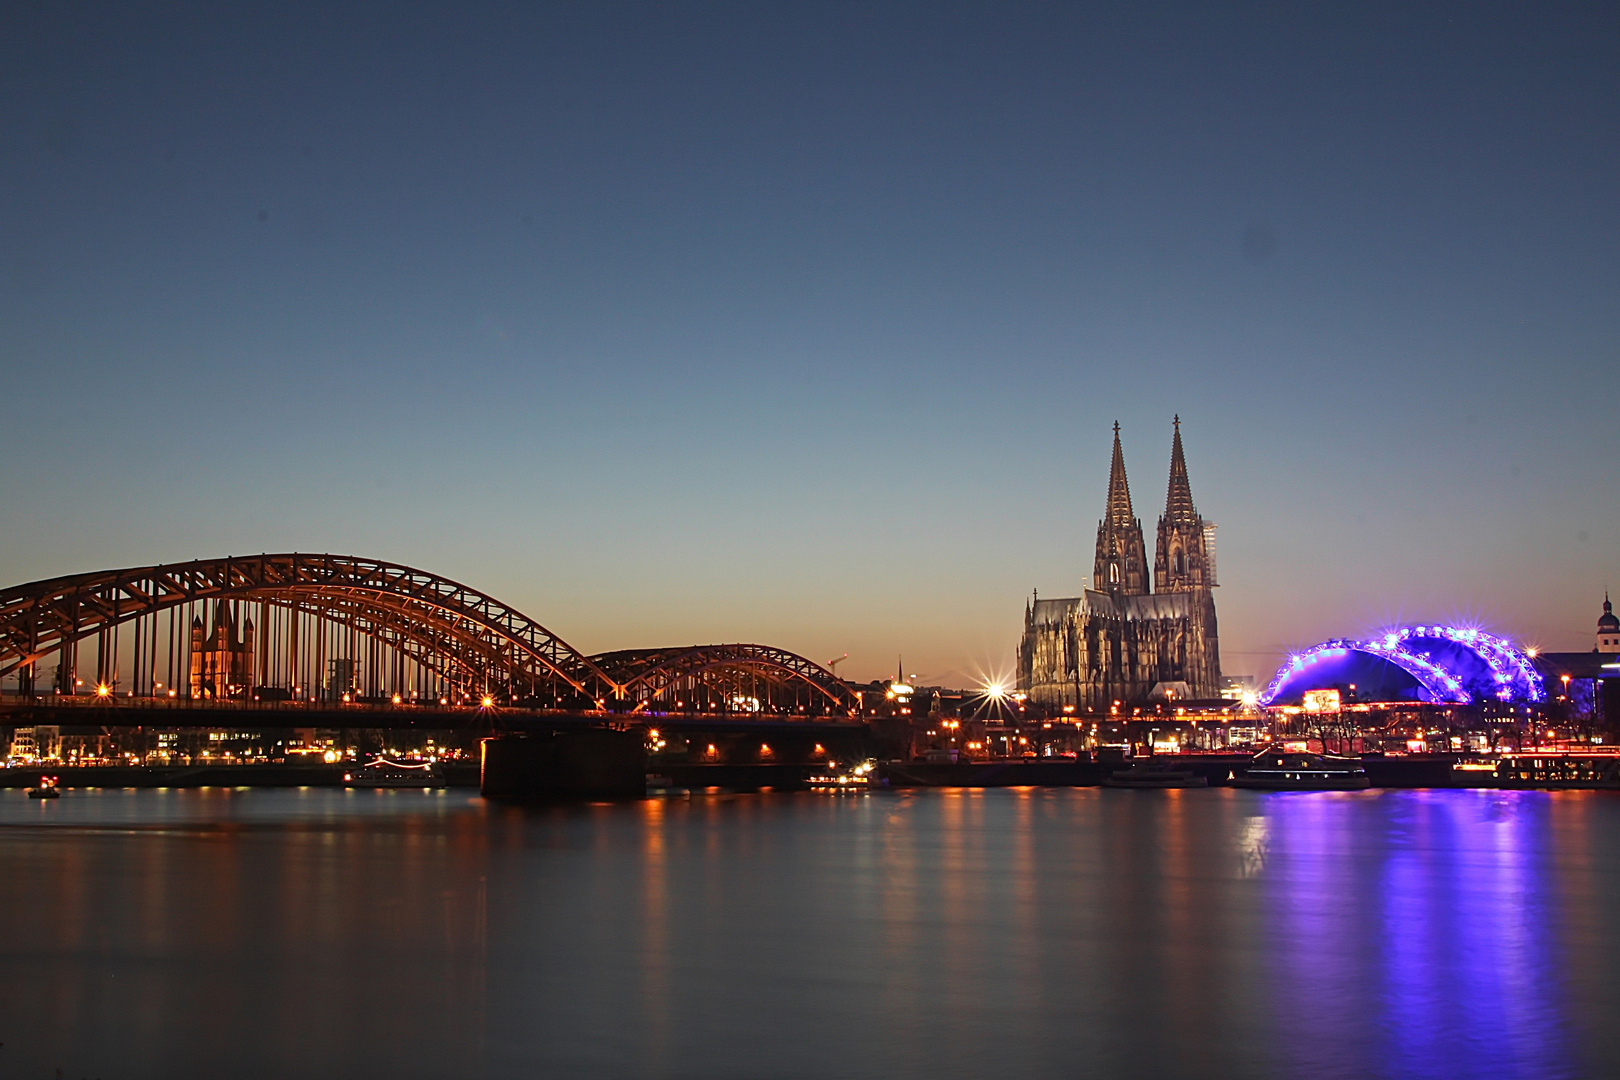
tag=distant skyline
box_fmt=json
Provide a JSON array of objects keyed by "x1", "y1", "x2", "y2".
[{"x1": 2, "y1": 3, "x2": 1616, "y2": 686}]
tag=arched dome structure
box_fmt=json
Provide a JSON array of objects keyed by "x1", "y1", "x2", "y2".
[{"x1": 1259, "y1": 625, "x2": 1545, "y2": 707}]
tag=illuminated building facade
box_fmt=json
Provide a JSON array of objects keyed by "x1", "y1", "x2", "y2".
[
  {"x1": 190, "y1": 600, "x2": 255, "y2": 699},
  {"x1": 1017, "y1": 420, "x2": 1222, "y2": 710},
  {"x1": 6, "y1": 724, "x2": 58, "y2": 762}
]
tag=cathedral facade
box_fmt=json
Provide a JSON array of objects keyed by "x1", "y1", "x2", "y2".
[{"x1": 1016, "y1": 419, "x2": 1221, "y2": 710}]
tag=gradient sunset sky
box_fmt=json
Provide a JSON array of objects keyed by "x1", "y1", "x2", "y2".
[{"x1": 3, "y1": 3, "x2": 1616, "y2": 685}]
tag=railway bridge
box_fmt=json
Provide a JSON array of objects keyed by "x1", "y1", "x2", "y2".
[
  {"x1": 0, "y1": 554, "x2": 856, "y2": 717},
  {"x1": 0, "y1": 555, "x2": 867, "y2": 795}
]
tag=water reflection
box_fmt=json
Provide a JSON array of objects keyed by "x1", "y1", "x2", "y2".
[{"x1": 0, "y1": 787, "x2": 1616, "y2": 1079}]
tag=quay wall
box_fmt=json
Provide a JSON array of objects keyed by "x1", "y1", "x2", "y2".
[
  {"x1": 2, "y1": 754, "x2": 1602, "y2": 793},
  {"x1": 0, "y1": 763, "x2": 482, "y2": 788}
]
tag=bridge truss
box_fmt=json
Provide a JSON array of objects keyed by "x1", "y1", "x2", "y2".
[
  {"x1": 591, "y1": 644, "x2": 857, "y2": 716},
  {"x1": 0, "y1": 555, "x2": 617, "y2": 706},
  {"x1": 0, "y1": 555, "x2": 855, "y2": 718}
]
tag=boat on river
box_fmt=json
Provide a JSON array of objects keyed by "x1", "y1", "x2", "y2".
[
  {"x1": 808, "y1": 760, "x2": 876, "y2": 792},
  {"x1": 343, "y1": 758, "x2": 446, "y2": 788},
  {"x1": 1492, "y1": 754, "x2": 1620, "y2": 790},
  {"x1": 1231, "y1": 748, "x2": 1370, "y2": 791},
  {"x1": 26, "y1": 775, "x2": 61, "y2": 799}
]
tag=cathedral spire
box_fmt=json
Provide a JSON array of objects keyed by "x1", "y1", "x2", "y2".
[
  {"x1": 1094, "y1": 422, "x2": 1150, "y2": 596},
  {"x1": 1163, "y1": 414, "x2": 1197, "y2": 525},
  {"x1": 1105, "y1": 420, "x2": 1136, "y2": 529},
  {"x1": 1154, "y1": 416, "x2": 1210, "y2": 592}
]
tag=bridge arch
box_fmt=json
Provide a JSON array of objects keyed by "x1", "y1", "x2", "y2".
[
  {"x1": 591, "y1": 644, "x2": 856, "y2": 716},
  {"x1": 0, "y1": 554, "x2": 619, "y2": 703}
]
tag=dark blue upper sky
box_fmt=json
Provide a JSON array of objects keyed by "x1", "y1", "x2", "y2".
[{"x1": 3, "y1": 2, "x2": 1616, "y2": 684}]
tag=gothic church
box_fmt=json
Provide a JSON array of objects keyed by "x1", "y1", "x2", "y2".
[
  {"x1": 190, "y1": 599, "x2": 256, "y2": 699},
  {"x1": 1016, "y1": 419, "x2": 1221, "y2": 710}
]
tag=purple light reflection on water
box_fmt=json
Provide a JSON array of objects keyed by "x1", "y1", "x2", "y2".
[{"x1": 1267, "y1": 791, "x2": 1582, "y2": 1080}]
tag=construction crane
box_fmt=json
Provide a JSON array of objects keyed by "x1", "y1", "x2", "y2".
[{"x1": 827, "y1": 653, "x2": 849, "y2": 677}]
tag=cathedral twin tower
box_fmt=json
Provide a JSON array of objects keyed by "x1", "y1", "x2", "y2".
[
  {"x1": 1094, "y1": 416, "x2": 1215, "y2": 598},
  {"x1": 1017, "y1": 418, "x2": 1222, "y2": 709}
]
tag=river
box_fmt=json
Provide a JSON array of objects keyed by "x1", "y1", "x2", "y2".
[{"x1": 2, "y1": 786, "x2": 1617, "y2": 1079}]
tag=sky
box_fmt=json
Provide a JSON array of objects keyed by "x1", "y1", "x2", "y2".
[{"x1": 2, "y1": 2, "x2": 1617, "y2": 686}]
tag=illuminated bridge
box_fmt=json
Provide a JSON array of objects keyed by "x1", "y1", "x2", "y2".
[
  {"x1": 1259, "y1": 624, "x2": 1546, "y2": 707},
  {"x1": 0, "y1": 554, "x2": 857, "y2": 722}
]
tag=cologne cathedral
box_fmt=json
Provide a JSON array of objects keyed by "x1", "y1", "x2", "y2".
[{"x1": 1016, "y1": 418, "x2": 1221, "y2": 710}]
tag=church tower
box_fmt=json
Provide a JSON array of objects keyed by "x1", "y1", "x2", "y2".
[
  {"x1": 1154, "y1": 415, "x2": 1213, "y2": 592},
  {"x1": 1598, "y1": 593, "x2": 1620, "y2": 654},
  {"x1": 1094, "y1": 422, "x2": 1150, "y2": 596},
  {"x1": 189, "y1": 614, "x2": 205, "y2": 698},
  {"x1": 188, "y1": 600, "x2": 256, "y2": 699}
]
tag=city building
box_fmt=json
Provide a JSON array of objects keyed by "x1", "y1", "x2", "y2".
[
  {"x1": 1598, "y1": 593, "x2": 1619, "y2": 654},
  {"x1": 1017, "y1": 418, "x2": 1222, "y2": 711},
  {"x1": 190, "y1": 600, "x2": 256, "y2": 699},
  {"x1": 5, "y1": 724, "x2": 58, "y2": 762},
  {"x1": 1529, "y1": 595, "x2": 1620, "y2": 736}
]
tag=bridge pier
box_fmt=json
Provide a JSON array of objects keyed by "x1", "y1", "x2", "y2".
[{"x1": 480, "y1": 729, "x2": 647, "y2": 801}]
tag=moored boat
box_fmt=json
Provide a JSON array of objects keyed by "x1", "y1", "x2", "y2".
[
  {"x1": 1231, "y1": 748, "x2": 1370, "y2": 791},
  {"x1": 343, "y1": 758, "x2": 446, "y2": 788},
  {"x1": 808, "y1": 760, "x2": 876, "y2": 792},
  {"x1": 1493, "y1": 754, "x2": 1620, "y2": 790}
]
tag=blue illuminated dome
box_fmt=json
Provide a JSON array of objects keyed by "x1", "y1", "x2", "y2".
[{"x1": 1259, "y1": 625, "x2": 1545, "y2": 707}]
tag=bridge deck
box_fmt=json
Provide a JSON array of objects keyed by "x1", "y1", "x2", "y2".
[{"x1": 0, "y1": 695, "x2": 860, "y2": 730}]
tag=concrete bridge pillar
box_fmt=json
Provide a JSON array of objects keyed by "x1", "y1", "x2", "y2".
[{"x1": 480, "y1": 729, "x2": 647, "y2": 801}]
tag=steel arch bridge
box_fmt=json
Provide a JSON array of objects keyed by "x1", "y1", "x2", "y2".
[
  {"x1": 590, "y1": 644, "x2": 858, "y2": 715},
  {"x1": 0, "y1": 554, "x2": 854, "y2": 717}
]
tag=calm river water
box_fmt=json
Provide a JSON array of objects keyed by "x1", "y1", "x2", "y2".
[{"x1": 2, "y1": 786, "x2": 1618, "y2": 1079}]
